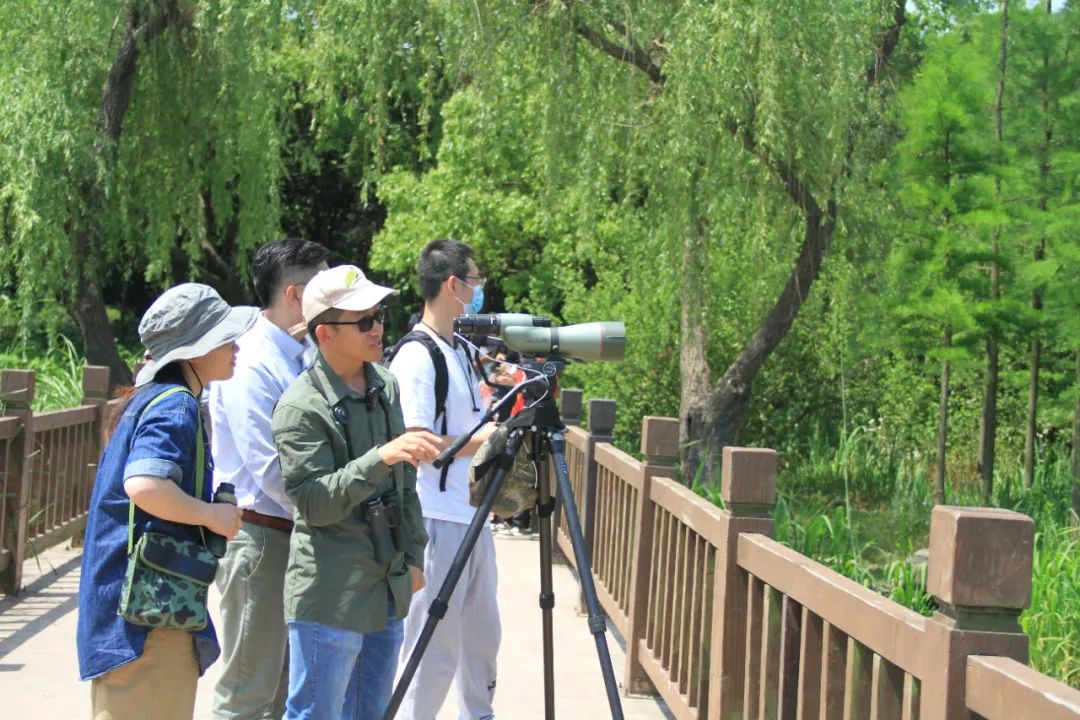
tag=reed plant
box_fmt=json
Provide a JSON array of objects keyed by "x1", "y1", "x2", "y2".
[{"x1": 0, "y1": 335, "x2": 85, "y2": 410}]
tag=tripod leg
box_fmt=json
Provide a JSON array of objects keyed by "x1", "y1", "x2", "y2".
[
  {"x1": 546, "y1": 432, "x2": 626, "y2": 720},
  {"x1": 532, "y1": 438, "x2": 556, "y2": 720},
  {"x1": 383, "y1": 430, "x2": 525, "y2": 720}
]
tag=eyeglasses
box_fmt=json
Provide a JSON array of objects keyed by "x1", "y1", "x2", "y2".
[
  {"x1": 319, "y1": 307, "x2": 385, "y2": 333},
  {"x1": 457, "y1": 274, "x2": 486, "y2": 288}
]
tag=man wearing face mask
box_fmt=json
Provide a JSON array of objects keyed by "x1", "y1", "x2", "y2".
[{"x1": 389, "y1": 239, "x2": 500, "y2": 720}]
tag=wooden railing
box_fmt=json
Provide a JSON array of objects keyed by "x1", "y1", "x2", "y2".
[
  {"x1": 4, "y1": 371, "x2": 1080, "y2": 718},
  {"x1": 554, "y1": 389, "x2": 1080, "y2": 720},
  {"x1": 0, "y1": 366, "x2": 116, "y2": 594}
]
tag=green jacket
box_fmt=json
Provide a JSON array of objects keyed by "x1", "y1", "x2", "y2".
[{"x1": 271, "y1": 353, "x2": 427, "y2": 633}]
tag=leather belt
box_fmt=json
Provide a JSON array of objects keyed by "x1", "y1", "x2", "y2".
[{"x1": 241, "y1": 509, "x2": 294, "y2": 533}]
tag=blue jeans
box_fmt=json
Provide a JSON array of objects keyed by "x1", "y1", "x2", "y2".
[{"x1": 284, "y1": 615, "x2": 404, "y2": 720}]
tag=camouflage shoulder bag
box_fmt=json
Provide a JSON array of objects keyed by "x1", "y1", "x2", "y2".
[
  {"x1": 117, "y1": 386, "x2": 218, "y2": 632},
  {"x1": 468, "y1": 424, "x2": 538, "y2": 517}
]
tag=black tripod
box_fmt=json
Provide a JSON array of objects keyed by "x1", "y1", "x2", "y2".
[{"x1": 383, "y1": 367, "x2": 626, "y2": 720}]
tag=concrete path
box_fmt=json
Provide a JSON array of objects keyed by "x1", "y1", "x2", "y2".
[{"x1": 0, "y1": 532, "x2": 669, "y2": 719}]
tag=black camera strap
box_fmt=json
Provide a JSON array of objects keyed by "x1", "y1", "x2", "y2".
[
  {"x1": 307, "y1": 366, "x2": 356, "y2": 460},
  {"x1": 307, "y1": 365, "x2": 392, "y2": 465}
]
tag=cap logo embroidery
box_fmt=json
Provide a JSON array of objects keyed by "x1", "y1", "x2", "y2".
[{"x1": 344, "y1": 268, "x2": 359, "y2": 288}]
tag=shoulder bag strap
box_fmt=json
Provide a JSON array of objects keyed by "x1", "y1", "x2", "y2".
[{"x1": 126, "y1": 386, "x2": 204, "y2": 554}]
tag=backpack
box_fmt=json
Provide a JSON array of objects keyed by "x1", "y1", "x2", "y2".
[{"x1": 385, "y1": 330, "x2": 451, "y2": 491}]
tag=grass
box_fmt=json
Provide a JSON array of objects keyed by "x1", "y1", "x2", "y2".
[
  {"x1": 1026, "y1": 525, "x2": 1080, "y2": 687},
  {"x1": 0, "y1": 335, "x2": 86, "y2": 411}
]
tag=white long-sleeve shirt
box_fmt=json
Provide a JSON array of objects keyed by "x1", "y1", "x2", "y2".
[{"x1": 209, "y1": 314, "x2": 306, "y2": 520}]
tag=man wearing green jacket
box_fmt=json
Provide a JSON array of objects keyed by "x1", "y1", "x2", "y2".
[{"x1": 271, "y1": 264, "x2": 441, "y2": 720}]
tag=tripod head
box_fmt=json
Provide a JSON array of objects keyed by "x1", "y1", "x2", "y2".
[
  {"x1": 510, "y1": 358, "x2": 566, "y2": 431},
  {"x1": 432, "y1": 353, "x2": 574, "y2": 470}
]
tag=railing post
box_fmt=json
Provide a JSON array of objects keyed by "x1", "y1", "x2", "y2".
[
  {"x1": 577, "y1": 398, "x2": 615, "y2": 614},
  {"x1": 81, "y1": 365, "x2": 111, "y2": 443},
  {"x1": 624, "y1": 416, "x2": 679, "y2": 694},
  {"x1": 707, "y1": 447, "x2": 777, "y2": 719},
  {"x1": 77, "y1": 366, "x2": 111, "y2": 548},
  {"x1": 1, "y1": 370, "x2": 36, "y2": 595},
  {"x1": 560, "y1": 389, "x2": 583, "y2": 427},
  {"x1": 922, "y1": 506, "x2": 1034, "y2": 720}
]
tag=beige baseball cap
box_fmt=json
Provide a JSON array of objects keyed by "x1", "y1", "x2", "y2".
[{"x1": 301, "y1": 265, "x2": 397, "y2": 323}]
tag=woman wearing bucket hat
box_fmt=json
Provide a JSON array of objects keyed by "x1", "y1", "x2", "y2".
[{"x1": 76, "y1": 283, "x2": 257, "y2": 720}]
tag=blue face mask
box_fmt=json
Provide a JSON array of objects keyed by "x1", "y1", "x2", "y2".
[{"x1": 465, "y1": 285, "x2": 484, "y2": 314}]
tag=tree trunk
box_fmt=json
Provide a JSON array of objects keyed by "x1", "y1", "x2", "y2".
[
  {"x1": 936, "y1": 330, "x2": 952, "y2": 506},
  {"x1": 979, "y1": 335, "x2": 998, "y2": 503},
  {"x1": 1026, "y1": 0, "x2": 1052, "y2": 489},
  {"x1": 979, "y1": 0, "x2": 1009, "y2": 503},
  {"x1": 67, "y1": 282, "x2": 132, "y2": 385},
  {"x1": 1072, "y1": 351, "x2": 1080, "y2": 521},
  {"x1": 66, "y1": 1, "x2": 182, "y2": 387},
  {"x1": 1025, "y1": 338, "x2": 1041, "y2": 489},
  {"x1": 678, "y1": 179, "x2": 715, "y2": 483},
  {"x1": 691, "y1": 201, "x2": 837, "y2": 482}
]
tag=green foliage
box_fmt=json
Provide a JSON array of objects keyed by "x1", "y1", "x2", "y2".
[
  {"x1": 368, "y1": 0, "x2": 908, "y2": 451},
  {"x1": 0, "y1": 0, "x2": 456, "y2": 328},
  {"x1": 0, "y1": 2, "x2": 287, "y2": 305},
  {"x1": 887, "y1": 25, "x2": 999, "y2": 362}
]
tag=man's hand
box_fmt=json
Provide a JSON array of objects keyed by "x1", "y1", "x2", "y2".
[
  {"x1": 204, "y1": 503, "x2": 243, "y2": 540},
  {"x1": 409, "y1": 565, "x2": 425, "y2": 593},
  {"x1": 378, "y1": 430, "x2": 442, "y2": 467}
]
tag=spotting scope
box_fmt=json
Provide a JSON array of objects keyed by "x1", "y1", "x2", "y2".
[{"x1": 455, "y1": 313, "x2": 625, "y2": 362}]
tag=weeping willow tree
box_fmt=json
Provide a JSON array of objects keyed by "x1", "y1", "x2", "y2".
[
  {"x1": 0, "y1": 0, "x2": 445, "y2": 384},
  {"x1": 0, "y1": 1, "x2": 290, "y2": 383},
  {"x1": 369, "y1": 0, "x2": 909, "y2": 481}
]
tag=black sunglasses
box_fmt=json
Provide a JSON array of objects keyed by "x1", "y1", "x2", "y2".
[{"x1": 320, "y1": 307, "x2": 385, "y2": 333}]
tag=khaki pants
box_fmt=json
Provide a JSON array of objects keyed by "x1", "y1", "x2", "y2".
[
  {"x1": 91, "y1": 628, "x2": 199, "y2": 720},
  {"x1": 212, "y1": 521, "x2": 290, "y2": 720}
]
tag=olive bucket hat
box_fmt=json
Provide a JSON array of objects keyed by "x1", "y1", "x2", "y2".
[{"x1": 134, "y1": 283, "x2": 259, "y2": 387}]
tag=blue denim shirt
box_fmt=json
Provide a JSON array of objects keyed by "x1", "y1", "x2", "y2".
[{"x1": 76, "y1": 382, "x2": 220, "y2": 680}]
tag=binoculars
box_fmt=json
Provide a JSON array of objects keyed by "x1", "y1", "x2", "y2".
[{"x1": 363, "y1": 489, "x2": 407, "y2": 565}]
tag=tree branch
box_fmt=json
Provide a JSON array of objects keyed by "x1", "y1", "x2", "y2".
[
  {"x1": 727, "y1": 197, "x2": 837, "y2": 383},
  {"x1": 725, "y1": 116, "x2": 825, "y2": 222},
  {"x1": 570, "y1": 17, "x2": 663, "y2": 84},
  {"x1": 533, "y1": 0, "x2": 663, "y2": 84},
  {"x1": 98, "y1": 1, "x2": 184, "y2": 145},
  {"x1": 866, "y1": 0, "x2": 906, "y2": 87}
]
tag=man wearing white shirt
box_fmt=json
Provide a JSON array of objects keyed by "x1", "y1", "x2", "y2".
[
  {"x1": 210, "y1": 238, "x2": 328, "y2": 720},
  {"x1": 390, "y1": 239, "x2": 499, "y2": 720}
]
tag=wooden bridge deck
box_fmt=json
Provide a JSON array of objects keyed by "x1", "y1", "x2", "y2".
[{"x1": 0, "y1": 537, "x2": 670, "y2": 719}]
